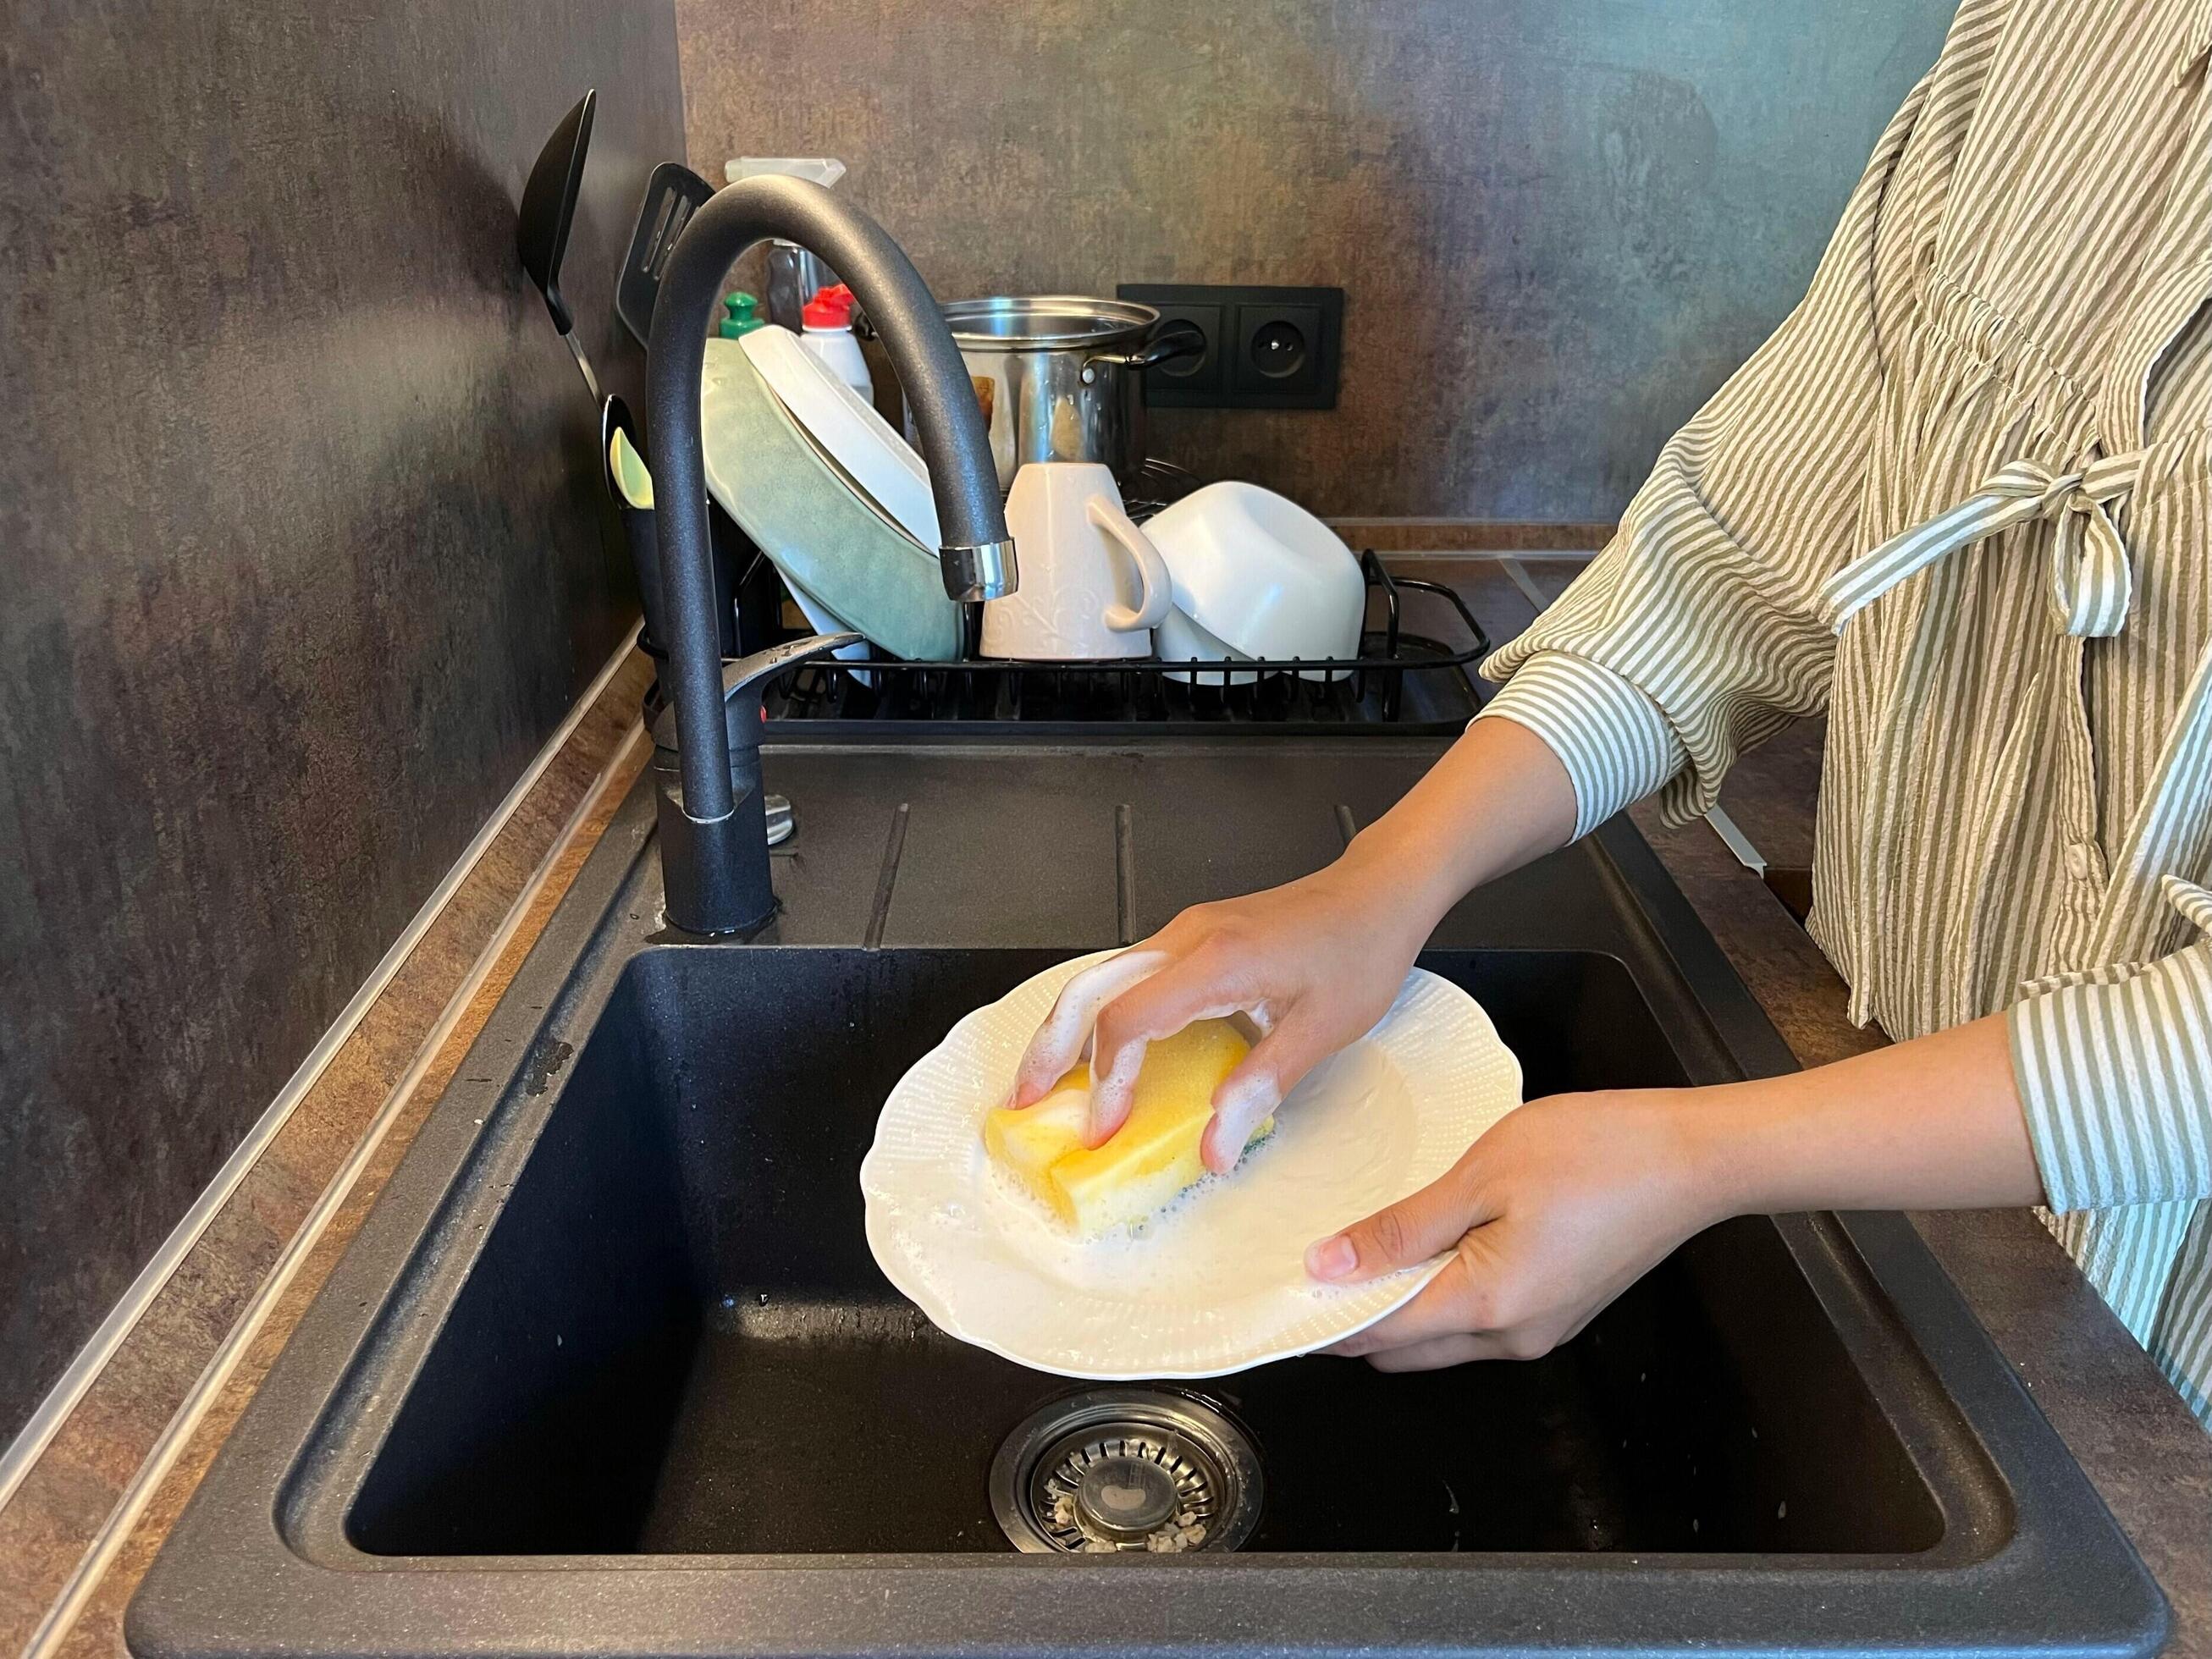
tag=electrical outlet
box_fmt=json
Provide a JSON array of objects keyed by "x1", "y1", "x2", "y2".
[
  {"x1": 1118, "y1": 283, "x2": 1342, "y2": 410},
  {"x1": 1143, "y1": 299, "x2": 1226, "y2": 398},
  {"x1": 1233, "y1": 301, "x2": 1324, "y2": 397}
]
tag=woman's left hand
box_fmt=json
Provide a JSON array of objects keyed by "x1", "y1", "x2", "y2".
[
  {"x1": 1309, "y1": 1089, "x2": 1727, "y2": 1369},
  {"x1": 1310, "y1": 1011, "x2": 2046, "y2": 1370}
]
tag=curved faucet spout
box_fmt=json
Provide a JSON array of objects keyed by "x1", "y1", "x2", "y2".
[{"x1": 644, "y1": 174, "x2": 1013, "y2": 934}]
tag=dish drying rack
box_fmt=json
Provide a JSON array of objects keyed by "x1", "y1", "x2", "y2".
[{"x1": 758, "y1": 550, "x2": 1492, "y2": 738}]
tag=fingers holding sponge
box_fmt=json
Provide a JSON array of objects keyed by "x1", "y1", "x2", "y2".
[{"x1": 982, "y1": 1018, "x2": 1269, "y2": 1236}]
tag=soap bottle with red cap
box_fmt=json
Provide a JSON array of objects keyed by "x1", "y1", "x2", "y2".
[{"x1": 797, "y1": 284, "x2": 874, "y2": 405}]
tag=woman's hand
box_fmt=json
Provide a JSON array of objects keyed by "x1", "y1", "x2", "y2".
[
  {"x1": 1007, "y1": 844, "x2": 1431, "y2": 1171},
  {"x1": 1311, "y1": 1090, "x2": 1724, "y2": 1367},
  {"x1": 1003, "y1": 716, "x2": 1585, "y2": 1171},
  {"x1": 1311, "y1": 1012, "x2": 2046, "y2": 1370}
]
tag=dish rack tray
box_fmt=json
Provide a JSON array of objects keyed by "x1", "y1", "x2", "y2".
[{"x1": 761, "y1": 551, "x2": 1492, "y2": 736}]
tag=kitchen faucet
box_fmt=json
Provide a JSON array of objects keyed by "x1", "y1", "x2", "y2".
[{"x1": 644, "y1": 175, "x2": 1017, "y2": 934}]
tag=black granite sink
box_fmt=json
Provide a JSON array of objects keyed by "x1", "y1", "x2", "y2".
[
  {"x1": 130, "y1": 740, "x2": 2168, "y2": 1657},
  {"x1": 339, "y1": 945, "x2": 1933, "y2": 1559}
]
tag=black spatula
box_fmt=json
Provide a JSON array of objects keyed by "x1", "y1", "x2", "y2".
[
  {"x1": 616, "y1": 162, "x2": 717, "y2": 349},
  {"x1": 517, "y1": 88, "x2": 599, "y2": 400}
]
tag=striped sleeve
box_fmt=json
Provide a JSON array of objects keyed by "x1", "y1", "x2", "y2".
[
  {"x1": 1476, "y1": 653, "x2": 1686, "y2": 839},
  {"x1": 1481, "y1": 69, "x2": 1933, "y2": 825},
  {"x1": 2011, "y1": 940, "x2": 2212, "y2": 1213}
]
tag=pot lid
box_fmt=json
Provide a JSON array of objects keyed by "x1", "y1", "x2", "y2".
[{"x1": 941, "y1": 295, "x2": 1159, "y2": 350}]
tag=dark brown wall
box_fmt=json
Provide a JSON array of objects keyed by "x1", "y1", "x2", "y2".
[
  {"x1": 0, "y1": 2, "x2": 683, "y2": 1444},
  {"x1": 678, "y1": 0, "x2": 1950, "y2": 521}
]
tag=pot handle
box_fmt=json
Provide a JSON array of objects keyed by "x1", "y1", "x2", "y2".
[
  {"x1": 1079, "y1": 321, "x2": 1205, "y2": 383},
  {"x1": 1087, "y1": 496, "x2": 1174, "y2": 633}
]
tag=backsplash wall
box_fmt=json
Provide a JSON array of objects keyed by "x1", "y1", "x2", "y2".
[
  {"x1": 0, "y1": 1, "x2": 683, "y2": 1447},
  {"x1": 678, "y1": 0, "x2": 1952, "y2": 523}
]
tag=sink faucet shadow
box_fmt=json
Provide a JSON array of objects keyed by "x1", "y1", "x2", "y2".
[{"x1": 643, "y1": 174, "x2": 1017, "y2": 935}]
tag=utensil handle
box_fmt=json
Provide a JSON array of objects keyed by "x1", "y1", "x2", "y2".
[
  {"x1": 1087, "y1": 497, "x2": 1173, "y2": 632},
  {"x1": 566, "y1": 332, "x2": 602, "y2": 402},
  {"x1": 1080, "y1": 321, "x2": 1205, "y2": 379}
]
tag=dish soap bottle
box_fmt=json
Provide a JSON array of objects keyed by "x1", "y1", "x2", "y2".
[
  {"x1": 718, "y1": 290, "x2": 764, "y2": 339},
  {"x1": 798, "y1": 284, "x2": 874, "y2": 403}
]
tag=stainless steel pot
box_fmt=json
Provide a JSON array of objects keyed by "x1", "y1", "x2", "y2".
[{"x1": 929, "y1": 295, "x2": 1200, "y2": 490}]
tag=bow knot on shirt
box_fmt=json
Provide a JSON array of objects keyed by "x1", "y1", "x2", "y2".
[{"x1": 1823, "y1": 449, "x2": 2146, "y2": 638}]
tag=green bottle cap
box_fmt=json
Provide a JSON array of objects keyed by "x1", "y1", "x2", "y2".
[{"x1": 719, "y1": 291, "x2": 764, "y2": 338}]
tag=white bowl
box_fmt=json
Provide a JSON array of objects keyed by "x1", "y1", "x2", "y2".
[
  {"x1": 1144, "y1": 482, "x2": 1365, "y2": 682},
  {"x1": 1157, "y1": 608, "x2": 1260, "y2": 686}
]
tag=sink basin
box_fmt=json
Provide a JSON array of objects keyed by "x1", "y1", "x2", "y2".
[
  {"x1": 131, "y1": 743, "x2": 2168, "y2": 1657},
  {"x1": 340, "y1": 946, "x2": 1936, "y2": 1559}
]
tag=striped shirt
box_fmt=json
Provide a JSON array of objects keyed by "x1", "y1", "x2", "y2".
[{"x1": 1477, "y1": 0, "x2": 2212, "y2": 1426}]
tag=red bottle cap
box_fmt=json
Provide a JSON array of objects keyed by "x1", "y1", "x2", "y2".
[{"x1": 801, "y1": 284, "x2": 855, "y2": 328}]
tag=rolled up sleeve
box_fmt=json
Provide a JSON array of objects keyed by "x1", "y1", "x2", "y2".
[
  {"x1": 2011, "y1": 937, "x2": 2212, "y2": 1214},
  {"x1": 1481, "y1": 69, "x2": 1933, "y2": 829},
  {"x1": 1476, "y1": 653, "x2": 1686, "y2": 839}
]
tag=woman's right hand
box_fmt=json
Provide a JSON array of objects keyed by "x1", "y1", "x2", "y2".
[
  {"x1": 1006, "y1": 844, "x2": 1431, "y2": 1174},
  {"x1": 1005, "y1": 714, "x2": 1582, "y2": 1173}
]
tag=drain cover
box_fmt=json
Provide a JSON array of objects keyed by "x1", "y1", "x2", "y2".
[{"x1": 990, "y1": 1389, "x2": 1262, "y2": 1553}]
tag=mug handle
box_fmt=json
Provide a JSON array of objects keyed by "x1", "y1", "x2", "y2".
[{"x1": 1087, "y1": 496, "x2": 1174, "y2": 632}]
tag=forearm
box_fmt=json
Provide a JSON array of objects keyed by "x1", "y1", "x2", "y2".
[
  {"x1": 1681, "y1": 1013, "x2": 2046, "y2": 1218},
  {"x1": 1345, "y1": 717, "x2": 2044, "y2": 1218},
  {"x1": 1342, "y1": 717, "x2": 1580, "y2": 940}
]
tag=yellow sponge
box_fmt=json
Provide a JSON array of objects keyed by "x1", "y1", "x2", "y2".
[{"x1": 984, "y1": 1019, "x2": 1266, "y2": 1235}]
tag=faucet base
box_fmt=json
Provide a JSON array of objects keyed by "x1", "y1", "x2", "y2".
[{"x1": 654, "y1": 775, "x2": 774, "y2": 936}]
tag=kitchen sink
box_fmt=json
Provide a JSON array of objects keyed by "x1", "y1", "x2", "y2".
[
  {"x1": 133, "y1": 741, "x2": 2168, "y2": 1657},
  {"x1": 341, "y1": 946, "x2": 1936, "y2": 1559}
]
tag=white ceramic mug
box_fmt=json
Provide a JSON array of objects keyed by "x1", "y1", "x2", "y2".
[{"x1": 983, "y1": 462, "x2": 1172, "y2": 659}]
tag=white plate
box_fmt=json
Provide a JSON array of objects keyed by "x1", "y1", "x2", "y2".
[
  {"x1": 739, "y1": 323, "x2": 940, "y2": 545},
  {"x1": 859, "y1": 951, "x2": 1523, "y2": 1379},
  {"x1": 698, "y1": 338, "x2": 961, "y2": 661}
]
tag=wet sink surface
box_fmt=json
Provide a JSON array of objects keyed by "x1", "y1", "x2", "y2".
[
  {"x1": 346, "y1": 947, "x2": 1937, "y2": 1560},
  {"x1": 130, "y1": 744, "x2": 2168, "y2": 1659}
]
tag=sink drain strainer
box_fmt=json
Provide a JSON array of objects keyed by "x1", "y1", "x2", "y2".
[{"x1": 990, "y1": 1389, "x2": 1261, "y2": 1553}]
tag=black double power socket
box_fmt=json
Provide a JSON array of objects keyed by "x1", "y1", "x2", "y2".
[{"x1": 1117, "y1": 282, "x2": 1343, "y2": 411}]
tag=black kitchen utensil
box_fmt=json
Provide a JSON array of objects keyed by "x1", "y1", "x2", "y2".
[
  {"x1": 615, "y1": 162, "x2": 716, "y2": 348},
  {"x1": 518, "y1": 88, "x2": 600, "y2": 400}
]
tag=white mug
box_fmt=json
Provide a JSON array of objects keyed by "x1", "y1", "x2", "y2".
[{"x1": 983, "y1": 463, "x2": 1172, "y2": 659}]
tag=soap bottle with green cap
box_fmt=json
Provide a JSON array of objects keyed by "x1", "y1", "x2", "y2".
[{"x1": 718, "y1": 291, "x2": 764, "y2": 339}]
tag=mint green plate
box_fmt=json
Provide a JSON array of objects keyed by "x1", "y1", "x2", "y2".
[{"x1": 698, "y1": 337, "x2": 959, "y2": 662}]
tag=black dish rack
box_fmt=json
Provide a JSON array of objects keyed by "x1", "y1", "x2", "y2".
[{"x1": 758, "y1": 550, "x2": 1491, "y2": 738}]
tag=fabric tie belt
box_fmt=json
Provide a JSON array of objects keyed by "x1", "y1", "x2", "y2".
[{"x1": 1823, "y1": 450, "x2": 2147, "y2": 637}]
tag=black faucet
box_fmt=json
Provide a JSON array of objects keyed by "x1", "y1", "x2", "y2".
[{"x1": 644, "y1": 175, "x2": 1017, "y2": 935}]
